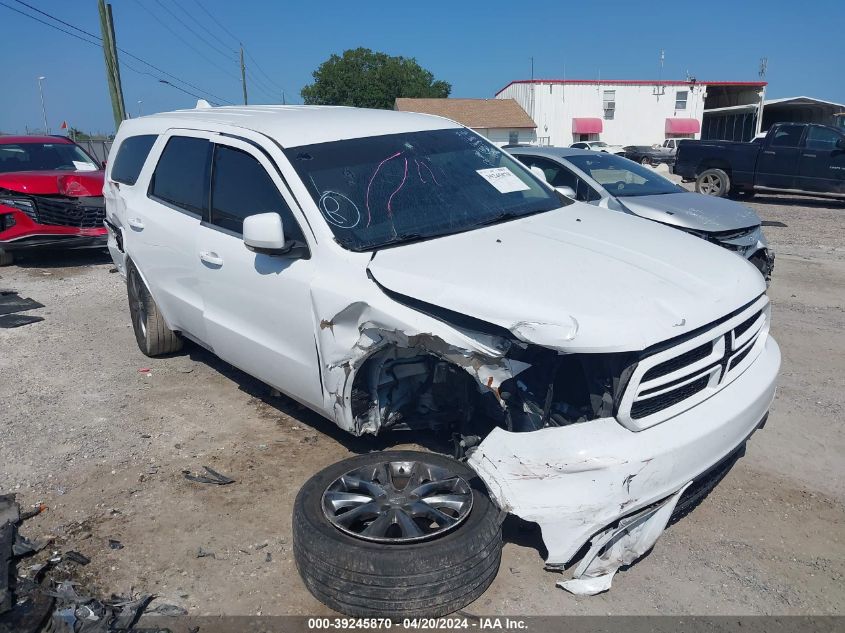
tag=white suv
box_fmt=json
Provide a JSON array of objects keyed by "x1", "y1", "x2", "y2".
[{"x1": 104, "y1": 105, "x2": 780, "y2": 614}]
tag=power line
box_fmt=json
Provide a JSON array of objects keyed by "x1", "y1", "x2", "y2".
[
  {"x1": 243, "y1": 47, "x2": 285, "y2": 93},
  {"x1": 190, "y1": 0, "x2": 239, "y2": 46},
  {"x1": 151, "y1": 0, "x2": 236, "y2": 62},
  {"x1": 183, "y1": 0, "x2": 296, "y2": 104},
  {"x1": 168, "y1": 0, "x2": 235, "y2": 54},
  {"x1": 133, "y1": 0, "x2": 240, "y2": 82},
  {"x1": 3, "y1": 0, "x2": 233, "y2": 105}
]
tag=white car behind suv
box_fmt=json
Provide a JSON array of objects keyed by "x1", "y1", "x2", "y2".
[{"x1": 103, "y1": 104, "x2": 780, "y2": 617}]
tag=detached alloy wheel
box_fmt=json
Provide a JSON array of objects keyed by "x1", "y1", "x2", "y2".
[{"x1": 293, "y1": 450, "x2": 502, "y2": 618}]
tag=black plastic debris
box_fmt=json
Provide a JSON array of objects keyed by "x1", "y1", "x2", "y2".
[
  {"x1": 46, "y1": 583, "x2": 153, "y2": 633},
  {"x1": 0, "y1": 314, "x2": 44, "y2": 329},
  {"x1": 63, "y1": 551, "x2": 91, "y2": 566},
  {"x1": 0, "y1": 495, "x2": 54, "y2": 633},
  {"x1": 0, "y1": 290, "x2": 45, "y2": 328},
  {"x1": 0, "y1": 506, "x2": 14, "y2": 615},
  {"x1": 0, "y1": 293, "x2": 44, "y2": 316},
  {"x1": 107, "y1": 540, "x2": 123, "y2": 551},
  {"x1": 148, "y1": 602, "x2": 188, "y2": 616},
  {"x1": 182, "y1": 466, "x2": 235, "y2": 485}
]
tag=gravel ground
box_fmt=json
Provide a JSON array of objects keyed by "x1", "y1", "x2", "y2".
[{"x1": 1, "y1": 192, "x2": 843, "y2": 616}]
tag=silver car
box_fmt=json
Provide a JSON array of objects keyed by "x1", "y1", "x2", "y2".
[{"x1": 509, "y1": 147, "x2": 774, "y2": 279}]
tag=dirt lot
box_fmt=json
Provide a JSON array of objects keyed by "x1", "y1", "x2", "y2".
[{"x1": 1, "y1": 193, "x2": 844, "y2": 616}]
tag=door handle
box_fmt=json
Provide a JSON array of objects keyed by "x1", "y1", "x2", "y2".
[
  {"x1": 762, "y1": 150, "x2": 776, "y2": 155},
  {"x1": 199, "y1": 251, "x2": 224, "y2": 266},
  {"x1": 802, "y1": 153, "x2": 816, "y2": 158},
  {"x1": 127, "y1": 217, "x2": 145, "y2": 230}
]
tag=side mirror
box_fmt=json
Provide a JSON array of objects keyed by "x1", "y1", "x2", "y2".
[
  {"x1": 243, "y1": 212, "x2": 291, "y2": 256},
  {"x1": 837, "y1": 137, "x2": 845, "y2": 149},
  {"x1": 555, "y1": 185, "x2": 576, "y2": 198},
  {"x1": 529, "y1": 165, "x2": 548, "y2": 182}
]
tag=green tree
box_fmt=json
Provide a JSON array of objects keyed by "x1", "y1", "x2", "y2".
[{"x1": 301, "y1": 48, "x2": 451, "y2": 109}]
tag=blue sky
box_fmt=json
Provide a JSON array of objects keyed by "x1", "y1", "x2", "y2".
[{"x1": 1, "y1": 0, "x2": 843, "y2": 135}]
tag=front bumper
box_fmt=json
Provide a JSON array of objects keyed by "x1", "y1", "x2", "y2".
[
  {"x1": 468, "y1": 334, "x2": 780, "y2": 568},
  {"x1": 0, "y1": 208, "x2": 107, "y2": 251}
]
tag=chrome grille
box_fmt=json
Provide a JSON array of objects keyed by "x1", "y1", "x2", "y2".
[{"x1": 618, "y1": 296, "x2": 770, "y2": 430}]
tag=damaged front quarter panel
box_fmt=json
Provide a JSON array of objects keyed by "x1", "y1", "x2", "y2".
[{"x1": 310, "y1": 284, "x2": 529, "y2": 436}]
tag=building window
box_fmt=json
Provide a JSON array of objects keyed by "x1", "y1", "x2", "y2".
[
  {"x1": 675, "y1": 90, "x2": 688, "y2": 110},
  {"x1": 509, "y1": 131, "x2": 519, "y2": 145},
  {"x1": 603, "y1": 90, "x2": 615, "y2": 120}
]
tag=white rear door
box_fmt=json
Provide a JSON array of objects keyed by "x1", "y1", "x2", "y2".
[{"x1": 126, "y1": 131, "x2": 212, "y2": 343}]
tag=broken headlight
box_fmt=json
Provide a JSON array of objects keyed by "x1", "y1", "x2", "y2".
[
  {"x1": 0, "y1": 196, "x2": 37, "y2": 221},
  {"x1": 501, "y1": 348, "x2": 639, "y2": 432}
]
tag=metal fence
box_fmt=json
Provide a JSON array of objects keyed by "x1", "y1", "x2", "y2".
[{"x1": 76, "y1": 138, "x2": 113, "y2": 164}]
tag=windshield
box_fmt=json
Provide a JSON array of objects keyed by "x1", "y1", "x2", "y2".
[
  {"x1": 0, "y1": 142, "x2": 99, "y2": 173},
  {"x1": 591, "y1": 142, "x2": 608, "y2": 148},
  {"x1": 565, "y1": 153, "x2": 681, "y2": 197},
  {"x1": 285, "y1": 128, "x2": 565, "y2": 251}
]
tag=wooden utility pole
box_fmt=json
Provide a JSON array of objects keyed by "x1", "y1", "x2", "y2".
[
  {"x1": 240, "y1": 45, "x2": 248, "y2": 105},
  {"x1": 98, "y1": 0, "x2": 126, "y2": 128}
]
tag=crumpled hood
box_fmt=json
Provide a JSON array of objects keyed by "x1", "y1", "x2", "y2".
[
  {"x1": 368, "y1": 204, "x2": 765, "y2": 352},
  {"x1": 619, "y1": 192, "x2": 760, "y2": 233},
  {"x1": 0, "y1": 170, "x2": 104, "y2": 196}
]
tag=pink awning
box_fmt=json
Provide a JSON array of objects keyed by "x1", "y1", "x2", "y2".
[
  {"x1": 665, "y1": 118, "x2": 701, "y2": 134},
  {"x1": 572, "y1": 118, "x2": 603, "y2": 134}
]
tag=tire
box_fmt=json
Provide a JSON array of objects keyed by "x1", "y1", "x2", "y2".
[
  {"x1": 293, "y1": 450, "x2": 502, "y2": 619},
  {"x1": 0, "y1": 249, "x2": 13, "y2": 266},
  {"x1": 696, "y1": 168, "x2": 730, "y2": 197},
  {"x1": 127, "y1": 261, "x2": 182, "y2": 356},
  {"x1": 640, "y1": 157, "x2": 651, "y2": 166}
]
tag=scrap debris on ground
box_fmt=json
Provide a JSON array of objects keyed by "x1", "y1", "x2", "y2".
[
  {"x1": 182, "y1": 466, "x2": 235, "y2": 486},
  {"x1": 0, "y1": 495, "x2": 176, "y2": 633},
  {"x1": 0, "y1": 290, "x2": 44, "y2": 328}
]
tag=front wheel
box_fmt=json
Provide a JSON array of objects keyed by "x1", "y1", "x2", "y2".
[
  {"x1": 293, "y1": 451, "x2": 502, "y2": 618},
  {"x1": 127, "y1": 262, "x2": 183, "y2": 356},
  {"x1": 640, "y1": 157, "x2": 651, "y2": 166},
  {"x1": 696, "y1": 168, "x2": 731, "y2": 197}
]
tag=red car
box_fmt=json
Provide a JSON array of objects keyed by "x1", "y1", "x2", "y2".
[{"x1": 0, "y1": 135, "x2": 106, "y2": 265}]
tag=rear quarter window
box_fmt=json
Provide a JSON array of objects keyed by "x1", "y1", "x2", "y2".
[
  {"x1": 111, "y1": 135, "x2": 158, "y2": 185},
  {"x1": 149, "y1": 136, "x2": 212, "y2": 215}
]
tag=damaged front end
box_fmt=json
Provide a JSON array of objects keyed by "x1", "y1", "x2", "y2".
[
  {"x1": 315, "y1": 277, "x2": 637, "y2": 443},
  {"x1": 311, "y1": 256, "x2": 779, "y2": 596}
]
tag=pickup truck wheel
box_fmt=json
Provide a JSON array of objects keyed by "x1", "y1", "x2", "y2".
[
  {"x1": 0, "y1": 249, "x2": 13, "y2": 266},
  {"x1": 127, "y1": 262, "x2": 183, "y2": 356},
  {"x1": 696, "y1": 168, "x2": 730, "y2": 196},
  {"x1": 293, "y1": 450, "x2": 502, "y2": 618},
  {"x1": 640, "y1": 157, "x2": 651, "y2": 166}
]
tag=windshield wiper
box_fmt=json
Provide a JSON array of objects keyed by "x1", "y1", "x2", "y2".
[
  {"x1": 370, "y1": 232, "x2": 426, "y2": 250},
  {"x1": 474, "y1": 211, "x2": 523, "y2": 227}
]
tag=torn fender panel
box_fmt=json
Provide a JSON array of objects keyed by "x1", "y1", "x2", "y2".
[{"x1": 309, "y1": 286, "x2": 526, "y2": 435}]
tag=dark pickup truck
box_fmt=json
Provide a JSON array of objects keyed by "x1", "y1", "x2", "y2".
[{"x1": 674, "y1": 122, "x2": 845, "y2": 200}]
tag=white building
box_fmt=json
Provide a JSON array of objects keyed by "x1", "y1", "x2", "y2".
[
  {"x1": 496, "y1": 79, "x2": 766, "y2": 147},
  {"x1": 394, "y1": 98, "x2": 537, "y2": 146}
]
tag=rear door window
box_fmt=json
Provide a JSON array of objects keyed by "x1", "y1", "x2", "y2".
[
  {"x1": 111, "y1": 135, "x2": 157, "y2": 185},
  {"x1": 210, "y1": 145, "x2": 304, "y2": 240},
  {"x1": 149, "y1": 136, "x2": 212, "y2": 215},
  {"x1": 804, "y1": 126, "x2": 842, "y2": 150}
]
